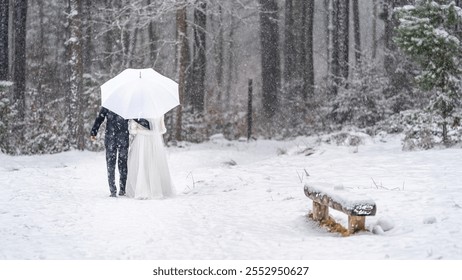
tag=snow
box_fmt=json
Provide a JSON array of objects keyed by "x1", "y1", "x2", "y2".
[
  {"x1": 1, "y1": 133, "x2": 462, "y2": 260},
  {"x1": 0, "y1": 81, "x2": 14, "y2": 87},
  {"x1": 304, "y1": 182, "x2": 376, "y2": 212}
]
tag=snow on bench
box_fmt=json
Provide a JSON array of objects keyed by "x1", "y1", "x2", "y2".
[{"x1": 304, "y1": 183, "x2": 376, "y2": 235}]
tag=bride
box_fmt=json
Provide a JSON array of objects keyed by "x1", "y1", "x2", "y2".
[{"x1": 126, "y1": 116, "x2": 174, "y2": 199}]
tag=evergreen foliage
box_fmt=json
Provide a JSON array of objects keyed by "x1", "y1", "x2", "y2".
[{"x1": 394, "y1": 0, "x2": 462, "y2": 143}]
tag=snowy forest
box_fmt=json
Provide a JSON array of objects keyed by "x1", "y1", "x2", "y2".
[{"x1": 1, "y1": 0, "x2": 462, "y2": 155}]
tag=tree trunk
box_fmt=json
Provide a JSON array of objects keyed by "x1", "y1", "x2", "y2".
[
  {"x1": 225, "y1": 15, "x2": 235, "y2": 105},
  {"x1": 147, "y1": 0, "x2": 158, "y2": 65},
  {"x1": 352, "y1": 0, "x2": 361, "y2": 66},
  {"x1": 127, "y1": 18, "x2": 140, "y2": 68},
  {"x1": 190, "y1": 0, "x2": 207, "y2": 114},
  {"x1": 215, "y1": 5, "x2": 224, "y2": 100},
  {"x1": 303, "y1": 0, "x2": 315, "y2": 114},
  {"x1": 68, "y1": 0, "x2": 84, "y2": 150},
  {"x1": 284, "y1": 0, "x2": 295, "y2": 84},
  {"x1": 324, "y1": 0, "x2": 331, "y2": 78},
  {"x1": 175, "y1": 3, "x2": 188, "y2": 141},
  {"x1": 383, "y1": 0, "x2": 393, "y2": 76},
  {"x1": 330, "y1": 0, "x2": 339, "y2": 95},
  {"x1": 259, "y1": 0, "x2": 281, "y2": 119},
  {"x1": 338, "y1": 0, "x2": 349, "y2": 81},
  {"x1": 372, "y1": 0, "x2": 378, "y2": 59},
  {"x1": 36, "y1": 0, "x2": 45, "y2": 109},
  {"x1": 13, "y1": 0, "x2": 27, "y2": 121},
  {"x1": 82, "y1": 0, "x2": 93, "y2": 74},
  {"x1": 284, "y1": 0, "x2": 297, "y2": 116},
  {"x1": 103, "y1": 0, "x2": 114, "y2": 72},
  {"x1": 0, "y1": 0, "x2": 8, "y2": 80}
]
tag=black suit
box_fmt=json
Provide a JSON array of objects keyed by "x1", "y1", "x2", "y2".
[{"x1": 91, "y1": 107, "x2": 129, "y2": 195}]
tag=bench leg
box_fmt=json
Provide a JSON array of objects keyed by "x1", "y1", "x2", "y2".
[
  {"x1": 348, "y1": 216, "x2": 365, "y2": 234},
  {"x1": 312, "y1": 201, "x2": 329, "y2": 221}
]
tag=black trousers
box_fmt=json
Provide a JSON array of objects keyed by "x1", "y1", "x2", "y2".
[{"x1": 105, "y1": 135, "x2": 129, "y2": 195}]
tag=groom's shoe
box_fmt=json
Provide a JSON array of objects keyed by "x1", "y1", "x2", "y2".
[
  {"x1": 109, "y1": 193, "x2": 117, "y2": 197},
  {"x1": 119, "y1": 190, "x2": 125, "y2": 196}
]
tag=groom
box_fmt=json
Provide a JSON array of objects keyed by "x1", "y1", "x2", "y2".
[{"x1": 90, "y1": 107, "x2": 129, "y2": 197}]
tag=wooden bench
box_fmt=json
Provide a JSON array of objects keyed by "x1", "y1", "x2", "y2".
[{"x1": 304, "y1": 183, "x2": 377, "y2": 235}]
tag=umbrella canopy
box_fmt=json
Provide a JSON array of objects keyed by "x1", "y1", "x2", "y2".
[{"x1": 101, "y1": 68, "x2": 179, "y2": 119}]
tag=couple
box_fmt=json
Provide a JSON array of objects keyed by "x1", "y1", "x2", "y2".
[{"x1": 90, "y1": 107, "x2": 174, "y2": 199}]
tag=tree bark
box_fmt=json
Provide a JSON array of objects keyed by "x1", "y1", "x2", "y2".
[
  {"x1": 82, "y1": 0, "x2": 93, "y2": 74},
  {"x1": 225, "y1": 15, "x2": 235, "y2": 105},
  {"x1": 215, "y1": 5, "x2": 224, "y2": 99},
  {"x1": 324, "y1": 0, "x2": 331, "y2": 78},
  {"x1": 175, "y1": 3, "x2": 188, "y2": 141},
  {"x1": 68, "y1": 0, "x2": 85, "y2": 150},
  {"x1": 372, "y1": 0, "x2": 377, "y2": 59},
  {"x1": 190, "y1": 0, "x2": 207, "y2": 114},
  {"x1": 352, "y1": 0, "x2": 361, "y2": 66},
  {"x1": 147, "y1": 0, "x2": 158, "y2": 65},
  {"x1": 330, "y1": 0, "x2": 339, "y2": 95},
  {"x1": 13, "y1": 0, "x2": 28, "y2": 120},
  {"x1": 383, "y1": 0, "x2": 393, "y2": 76},
  {"x1": 103, "y1": 0, "x2": 114, "y2": 72},
  {"x1": 36, "y1": 0, "x2": 45, "y2": 109},
  {"x1": 338, "y1": 0, "x2": 349, "y2": 81},
  {"x1": 259, "y1": 0, "x2": 281, "y2": 119},
  {"x1": 284, "y1": 0, "x2": 295, "y2": 84},
  {"x1": 303, "y1": 0, "x2": 315, "y2": 113},
  {"x1": 0, "y1": 0, "x2": 8, "y2": 80}
]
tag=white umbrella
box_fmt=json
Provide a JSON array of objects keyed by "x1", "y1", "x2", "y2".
[{"x1": 101, "y1": 68, "x2": 179, "y2": 119}]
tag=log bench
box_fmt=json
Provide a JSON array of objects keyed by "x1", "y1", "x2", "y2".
[{"x1": 304, "y1": 183, "x2": 377, "y2": 235}]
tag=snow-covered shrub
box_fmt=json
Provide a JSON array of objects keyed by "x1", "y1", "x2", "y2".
[
  {"x1": 330, "y1": 61, "x2": 389, "y2": 129},
  {"x1": 400, "y1": 109, "x2": 462, "y2": 150},
  {"x1": 19, "y1": 92, "x2": 70, "y2": 155},
  {"x1": 322, "y1": 130, "x2": 369, "y2": 147},
  {"x1": 181, "y1": 111, "x2": 209, "y2": 143},
  {"x1": 0, "y1": 81, "x2": 13, "y2": 153}
]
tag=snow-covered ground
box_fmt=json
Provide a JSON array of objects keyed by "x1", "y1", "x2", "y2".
[{"x1": 1, "y1": 133, "x2": 461, "y2": 260}]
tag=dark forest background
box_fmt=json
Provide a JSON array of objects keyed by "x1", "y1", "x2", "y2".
[{"x1": 1, "y1": 0, "x2": 461, "y2": 155}]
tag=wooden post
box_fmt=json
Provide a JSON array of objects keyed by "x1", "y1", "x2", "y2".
[
  {"x1": 247, "y1": 78, "x2": 253, "y2": 141},
  {"x1": 312, "y1": 201, "x2": 329, "y2": 221},
  {"x1": 348, "y1": 216, "x2": 365, "y2": 233}
]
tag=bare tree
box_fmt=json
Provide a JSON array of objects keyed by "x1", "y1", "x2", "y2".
[{"x1": 259, "y1": 0, "x2": 281, "y2": 119}]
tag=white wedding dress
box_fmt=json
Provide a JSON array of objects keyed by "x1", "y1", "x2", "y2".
[{"x1": 126, "y1": 117, "x2": 174, "y2": 199}]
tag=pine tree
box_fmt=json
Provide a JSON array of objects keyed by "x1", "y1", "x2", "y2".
[{"x1": 395, "y1": 0, "x2": 462, "y2": 143}]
